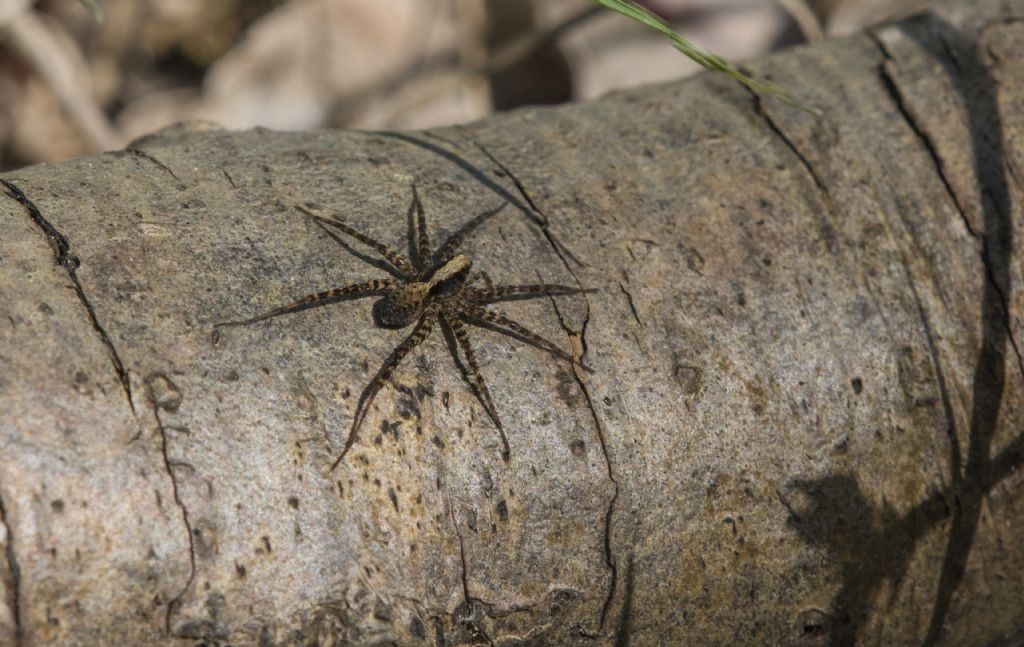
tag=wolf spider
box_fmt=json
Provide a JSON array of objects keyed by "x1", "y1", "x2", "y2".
[{"x1": 218, "y1": 185, "x2": 593, "y2": 468}]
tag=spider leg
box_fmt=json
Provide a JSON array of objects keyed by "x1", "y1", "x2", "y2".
[
  {"x1": 216, "y1": 279, "x2": 394, "y2": 327},
  {"x1": 467, "y1": 271, "x2": 495, "y2": 291},
  {"x1": 462, "y1": 303, "x2": 594, "y2": 373},
  {"x1": 440, "y1": 311, "x2": 511, "y2": 462},
  {"x1": 295, "y1": 205, "x2": 416, "y2": 277},
  {"x1": 331, "y1": 305, "x2": 439, "y2": 470},
  {"x1": 409, "y1": 184, "x2": 431, "y2": 275},
  {"x1": 469, "y1": 283, "x2": 596, "y2": 304},
  {"x1": 432, "y1": 201, "x2": 509, "y2": 266}
]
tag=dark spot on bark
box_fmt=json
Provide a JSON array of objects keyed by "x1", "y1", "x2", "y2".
[
  {"x1": 570, "y1": 439, "x2": 586, "y2": 458},
  {"x1": 797, "y1": 608, "x2": 829, "y2": 638},
  {"x1": 287, "y1": 496, "x2": 299, "y2": 509},
  {"x1": 496, "y1": 500, "x2": 508, "y2": 521},
  {"x1": 51, "y1": 499, "x2": 64, "y2": 513},
  {"x1": 556, "y1": 370, "x2": 579, "y2": 407},
  {"x1": 388, "y1": 487, "x2": 399, "y2": 512},
  {"x1": 410, "y1": 616, "x2": 426, "y2": 639},
  {"x1": 432, "y1": 435, "x2": 446, "y2": 449},
  {"x1": 673, "y1": 365, "x2": 703, "y2": 395},
  {"x1": 235, "y1": 562, "x2": 247, "y2": 579},
  {"x1": 374, "y1": 599, "x2": 392, "y2": 621},
  {"x1": 851, "y1": 377, "x2": 864, "y2": 394}
]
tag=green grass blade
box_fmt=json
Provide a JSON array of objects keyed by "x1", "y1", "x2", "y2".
[
  {"x1": 78, "y1": 0, "x2": 104, "y2": 23},
  {"x1": 593, "y1": 0, "x2": 819, "y2": 114}
]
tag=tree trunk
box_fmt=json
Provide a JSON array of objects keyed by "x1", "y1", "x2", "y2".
[{"x1": 2, "y1": 0, "x2": 1023, "y2": 644}]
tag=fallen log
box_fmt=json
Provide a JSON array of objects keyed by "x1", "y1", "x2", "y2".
[{"x1": 1, "y1": 0, "x2": 1022, "y2": 644}]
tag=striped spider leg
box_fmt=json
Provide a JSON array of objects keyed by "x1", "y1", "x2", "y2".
[{"x1": 218, "y1": 184, "x2": 594, "y2": 468}]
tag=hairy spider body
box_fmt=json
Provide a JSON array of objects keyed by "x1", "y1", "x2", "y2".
[
  {"x1": 218, "y1": 185, "x2": 593, "y2": 467},
  {"x1": 375, "y1": 253, "x2": 473, "y2": 328}
]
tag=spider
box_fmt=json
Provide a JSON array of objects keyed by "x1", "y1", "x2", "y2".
[{"x1": 217, "y1": 185, "x2": 593, "y2": 468}]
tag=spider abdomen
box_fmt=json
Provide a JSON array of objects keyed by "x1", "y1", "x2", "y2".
[{"x1": 374, "y1": 283, "x2": 428, "y2": 328}]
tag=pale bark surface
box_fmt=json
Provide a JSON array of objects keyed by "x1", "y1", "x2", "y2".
[{"x1": 1, "y1": 0, "x2": 1023, "y2": 645}]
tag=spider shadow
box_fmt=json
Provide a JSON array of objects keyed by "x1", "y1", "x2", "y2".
[
  {"x1": 464, "y1": 313, "x2": 593, "y2": 374},
  {"x1": 437, "y1": 315, "x2": 501, "y2": 433},
  {"x1": 299, "y1": 206, "x2": 407, "y2": 279}
]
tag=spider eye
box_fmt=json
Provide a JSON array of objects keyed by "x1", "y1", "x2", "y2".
[{"x1": 373, "y1": 296, "x2": 417, "y2": 329}]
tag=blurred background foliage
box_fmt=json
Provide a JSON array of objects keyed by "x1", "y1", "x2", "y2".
[{"x1": 0, "y1": 0, "x2": 928, "y2": 171}]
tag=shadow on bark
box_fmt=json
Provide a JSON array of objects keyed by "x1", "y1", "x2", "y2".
[{"x1": 785, "y1": 11, "x2": 1019, "y2": 647}]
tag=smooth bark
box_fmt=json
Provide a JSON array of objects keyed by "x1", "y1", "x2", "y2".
[{"x1": 1, "y1": 0, "x2": 1023, "y2": 644}]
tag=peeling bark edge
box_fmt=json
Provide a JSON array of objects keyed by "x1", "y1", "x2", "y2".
[{"x1": 0, "y1": 179, "x2": 137, "y2": 416}]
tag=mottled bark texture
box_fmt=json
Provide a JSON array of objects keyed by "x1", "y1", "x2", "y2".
[{"x1": 1, "y1": 1, "x2": 1023, "y2": 645}]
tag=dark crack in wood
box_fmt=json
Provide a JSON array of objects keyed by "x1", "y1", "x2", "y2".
[
  {"x1": 472, "y1": 140, "x2": 584, "y2": 268},
  {"x1": 127, "y1": 148, "x2": 180, "y2": 181},
  {"x1": 619, "y1": 283, "x2": 642, "y2": 326},
  {"x1": 154, "y1": 407, "x2": 197, "y2": 635},
  {"x1": 870, "y1": 31, "x2": 1024, "y2": 380},
  {"x1": 0, "y1": 178, "x2": 137, "y2": 416}
]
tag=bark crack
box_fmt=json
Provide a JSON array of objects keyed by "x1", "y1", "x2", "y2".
[
  {"x1": 869, "y1": 33, "x2": 1024, "y2": 381},
  {"x1": 749, "y1": 94, "x2": 833, "y2": 208},
  {"x1": 618, "y1": 283, "x2": 642, "y2": 326},
  {"x1": 153, "y1": 407, "x2": 197, "y2": 635},
  {"x1": 900, "y1": 248, "x2": 963, "y2": 483},
  {"x1": 0, "y1": 178, "x2": 137, "y2": 416},
  {"x1": 472, "y1": 142, "x2": 583, "y2": 269},
  {"x1": 447, "y1": 498, "x2": 472, "y2": 609},
  {"x1": 127, "y1": 148, "x2": 180, "y2": 181},
  {"x1": 545, "y1": 258, "x2": 619, "y2": 634},
  {"x1": 869, "y1": 34, "x2": 977, "y2": 239},
  {"x1": 469, "y1": 143, "x2": 621, "y2": 634},
  {"x1": 0, "y1": 492, "x2": 22, "y2": 646}
]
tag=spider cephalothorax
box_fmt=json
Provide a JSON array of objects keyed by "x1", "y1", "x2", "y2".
[
  {"x1": 374, "y1": 253, "x2": 473, "y2": 328},
  {"x1": 218, "y1": 185, "x2": 593, "y2": 467}
]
